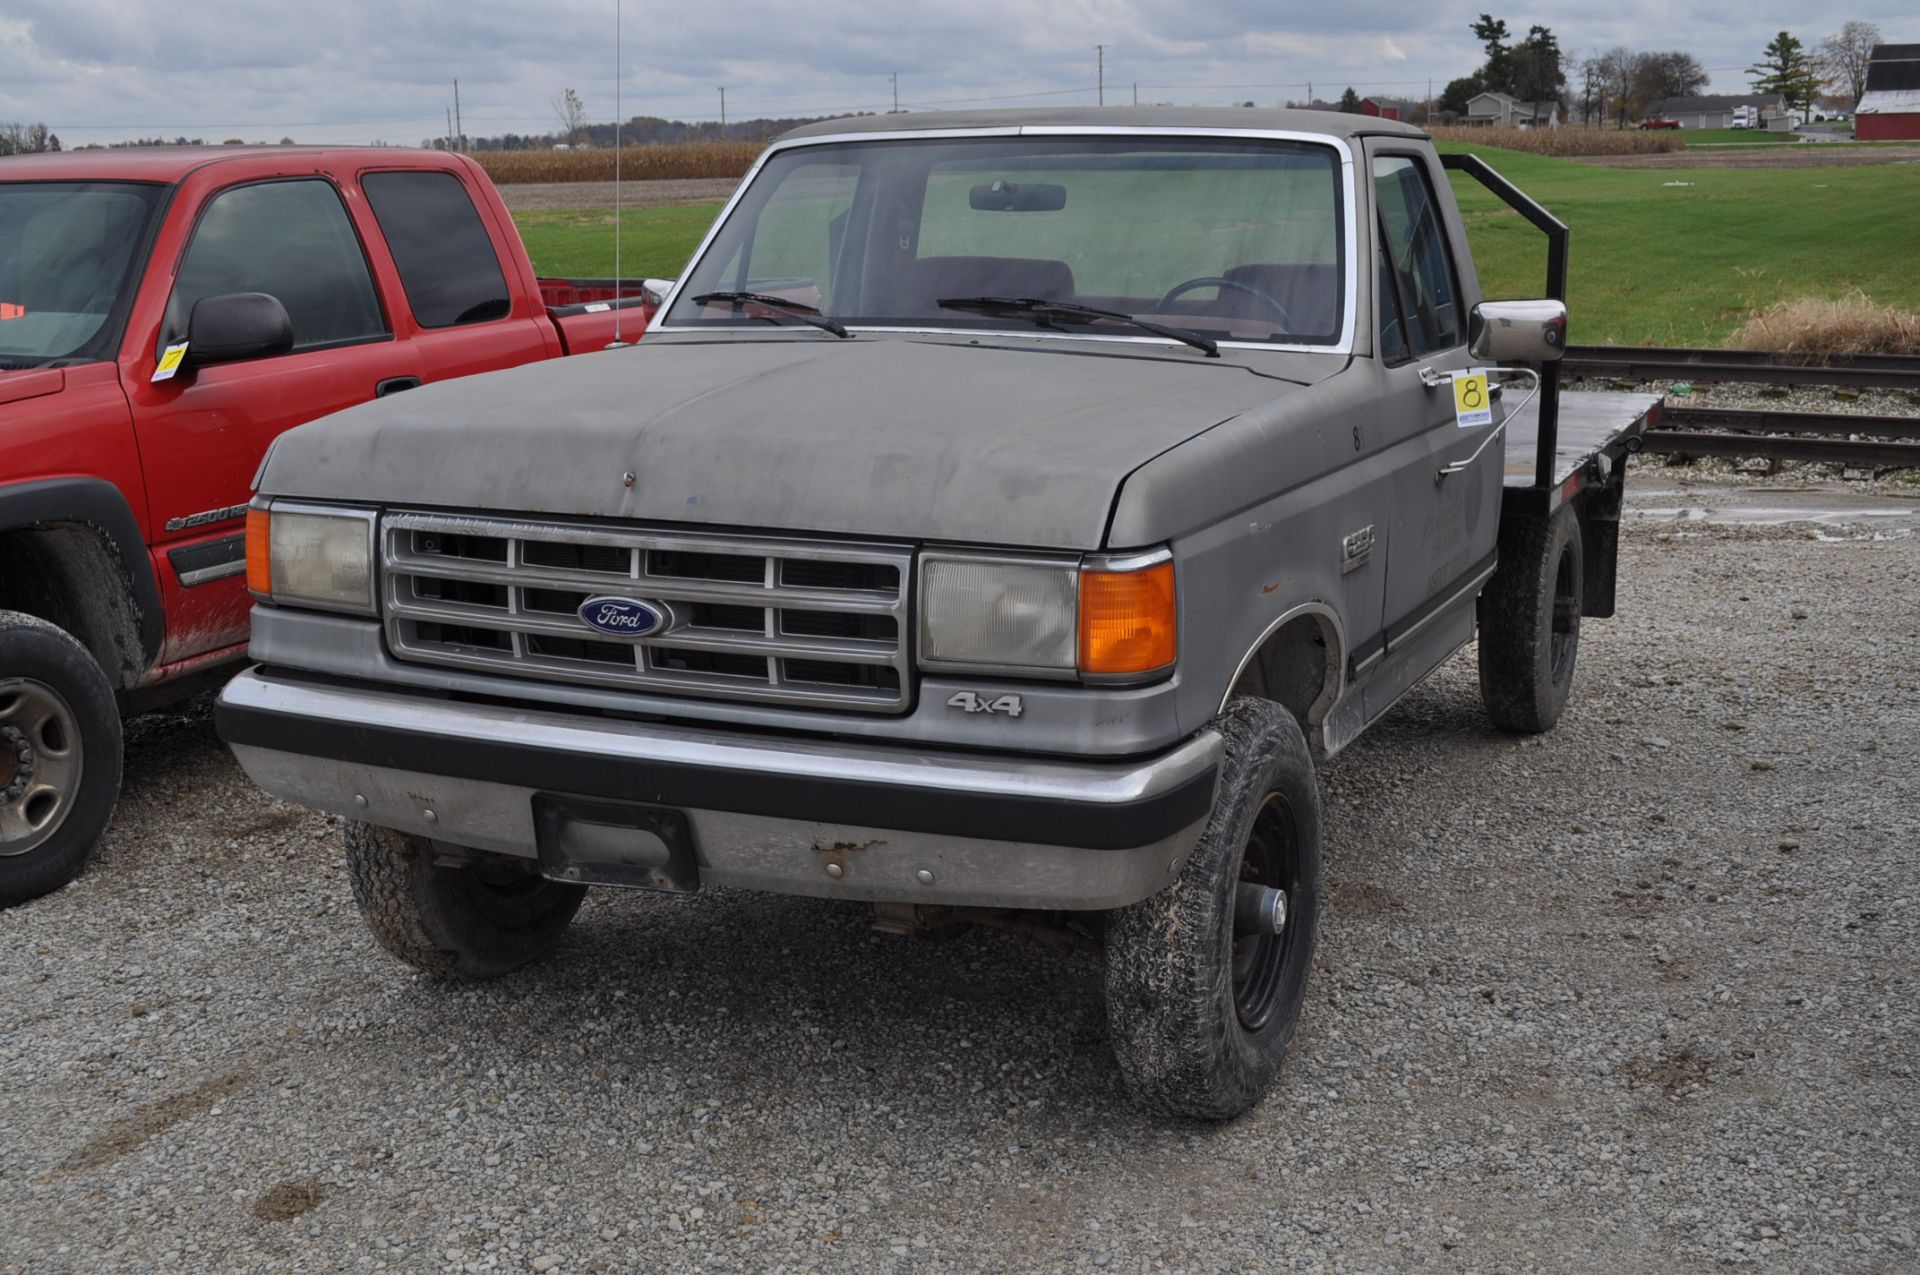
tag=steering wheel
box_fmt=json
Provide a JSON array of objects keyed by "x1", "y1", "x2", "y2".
[{"x1": 1154, "y1": 276, "x2": 1292, "y2": 330}]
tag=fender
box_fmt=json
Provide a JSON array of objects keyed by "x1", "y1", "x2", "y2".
[{"x1": 0, "y1": 477, "x2": 165, "y2": 666}]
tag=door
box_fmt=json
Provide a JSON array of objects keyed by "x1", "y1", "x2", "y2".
[
  {"x1": 356, "y1": 168, "x2": 555, "y2": 379},
  {"x1": 127, "y1": 177, "x2": 423, "y2": 663},
  {"x1": 1367, "y1": 149, "x2": 1499, "y2": 639}
]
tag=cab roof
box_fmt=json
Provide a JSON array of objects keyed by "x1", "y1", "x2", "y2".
[
  {"x1": 0, "y1": 145, "x2": 463, "y2": 184},
  {"x1": 778, "y1": 105, "x2": 1428, "y2": 144}
]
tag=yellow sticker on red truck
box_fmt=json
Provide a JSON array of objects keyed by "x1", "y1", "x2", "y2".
[
  {"x1": 151, "y1": 342, "x2": 189, "y2": 382},
  {"x1": 1452, "y1": 369, "x2": 1492, "y2": 427}
]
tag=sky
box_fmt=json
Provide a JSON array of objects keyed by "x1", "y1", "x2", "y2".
[{"x1": 1, "y1": 1, "x2": 1907, "y2": 146}]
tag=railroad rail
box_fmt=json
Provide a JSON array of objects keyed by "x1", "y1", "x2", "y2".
[
  {"x1": 1565, "y1": 345, "x2": 1920, "y2": 392},
  {"x1": 1562, "y1": 346, "x2": 1920, "y2": 468}
]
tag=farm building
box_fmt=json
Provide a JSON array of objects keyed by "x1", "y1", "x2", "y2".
[
  {"x1": 1855, "y1": 44, "x2": 1920, "y2": 141},
  {"x1": 1360, "y1": 96, "x2": 1423, "y2": 122},
  {"x1": 1644, "y1": 94, "x2": 1790, "y2": 130},
  {"x1": 1463, "y1": 92, "x2": 1559, "y2": 129},
  {"x1": 1643, "y1": 93, "x2": 1789, "y2": 129}
]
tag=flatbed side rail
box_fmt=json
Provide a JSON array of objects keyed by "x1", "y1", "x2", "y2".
[{"x1": 1441, "y1": 152, "x2": 1568, "y2": 494}]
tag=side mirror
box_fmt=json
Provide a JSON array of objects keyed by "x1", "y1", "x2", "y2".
[
  {"x1": 1468, "y1": 299, "x2": 1566, "y2": 363},
  {"x1": 184, "y1": 292, "x2": 293, "y2": 369}
]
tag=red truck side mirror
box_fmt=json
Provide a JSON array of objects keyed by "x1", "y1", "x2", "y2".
[{"x1": 184, "y1": 292, "x2": 294, "y2": 370}]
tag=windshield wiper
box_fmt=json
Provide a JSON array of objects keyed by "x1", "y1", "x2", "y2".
[
  {"x1": 690, "y1": 291, "x2": 851, "y2": 339},
  {"x1": 936, "y1": 296, "x2": 1219, "y2": 358}
]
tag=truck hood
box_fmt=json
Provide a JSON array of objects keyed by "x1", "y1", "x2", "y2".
[{"x1": 258, "y1": 336, "x2": 1326, "y2": 550}]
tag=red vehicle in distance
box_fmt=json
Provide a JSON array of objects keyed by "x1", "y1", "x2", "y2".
[
  {"x1": 1638, "y1": 118, "x2": 1682, "y2": 129},
  {"x1": 0, "y1": 145, "x2": 655, "y2": 905}
]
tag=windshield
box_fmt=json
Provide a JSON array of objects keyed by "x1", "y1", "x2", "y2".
[
  {"x1": 665, "y1": 135, "x2": 1347, "y2": 349},
  {"x1": 0, "y1": 181, "x2": 166, "y2": 368}
]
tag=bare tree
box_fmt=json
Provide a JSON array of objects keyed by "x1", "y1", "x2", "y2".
[
  {"x1": 1817, "y1": 21, "x2": 1881, "y2": 107},
  {"x1": 551, "y1": 88, "x2": 586, "y2": 146},
  {"x1": 1639, "y1": 51, "x2": 1710, "y2": 101}
]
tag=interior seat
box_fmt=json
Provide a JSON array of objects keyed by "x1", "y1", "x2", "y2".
[{"x1": 896, "y1": 255, "x2": 1076, "y2": 317}]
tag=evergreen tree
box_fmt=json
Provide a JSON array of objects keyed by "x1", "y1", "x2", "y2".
[
  {"x1": 1749, "y1": 31, "x2": 1823, "y2": 123},
  {"x1": 1339, "y1": 87, "x2": 1362, "y2": 113}
]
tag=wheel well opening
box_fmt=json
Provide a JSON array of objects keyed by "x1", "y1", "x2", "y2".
[
  {"x1": 1229, "y1": 612, "x2": 1341, "y2": 736},
  {"x1": 0, "y1": 525, "x2": 146, "y2": 690}
]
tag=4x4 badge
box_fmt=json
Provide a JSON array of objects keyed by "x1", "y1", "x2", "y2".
[{"x1": 946, "y1": 691, "x2": 1024, "y2": 718}]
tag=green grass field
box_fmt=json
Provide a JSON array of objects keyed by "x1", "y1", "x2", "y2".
[
  {"x1": 1437, "y1": 143, "x2": 1920, "y2": 345},
  {"x1": 512, "y1": 145, "x2": 1920, "y2": 347},
  {"x1": 512, "y1": 204, "x2": 721, "y2": 279}
]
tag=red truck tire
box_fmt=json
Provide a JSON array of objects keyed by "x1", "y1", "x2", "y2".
[{"x1": 0, "y1": 612, "x2": 123, "y2": 906}]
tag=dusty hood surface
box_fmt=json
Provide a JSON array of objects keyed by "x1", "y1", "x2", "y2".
[{"x1": 259, "y1": 335, "x2": 1322, "y2": 549}]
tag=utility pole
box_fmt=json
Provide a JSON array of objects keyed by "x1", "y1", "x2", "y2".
[
  {"x1": 446, "y1": 107, "x2": 454, "y2": 150},
  {"x1": 1133, "y1": 82, "x2": 1138, "y2": 107},
  {"x1": 718, "y1": 86, "x2": 726, "y2": 128},
  {"x1": 453, "y1": 79, "x2": 463, "y2": 152},
  {"x1": 891, "y1": 72, "x2": 899, "y2": 113},
  {"x1": 1097, "y1": 45, "x2": 1105, "y2": 106}
]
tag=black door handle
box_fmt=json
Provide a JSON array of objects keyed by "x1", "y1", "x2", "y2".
[{"x1": 375, "y1": 376, "x2": 423, "y2": 398}]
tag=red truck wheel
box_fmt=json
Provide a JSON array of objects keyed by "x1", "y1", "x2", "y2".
[{"x1": 0, "y1": 612, "x2": 123, "y2": 907}]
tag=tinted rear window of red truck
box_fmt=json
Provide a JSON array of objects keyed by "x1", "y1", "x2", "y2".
[{"x1": 362, "y1": 171, "x2": 512, "y2": 329}]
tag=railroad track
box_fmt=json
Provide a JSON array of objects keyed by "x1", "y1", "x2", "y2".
[
  {"x1": 1563, "y1": 346, "x2": 1920, "y2": 468},
  {"x1": 1565, "y1": 345, "x2": 1920, "y2": 392}
]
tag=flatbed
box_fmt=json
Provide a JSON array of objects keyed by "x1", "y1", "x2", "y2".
[{"x1": 1505, "y1": 388, "x2": 1662, "y2": 495}]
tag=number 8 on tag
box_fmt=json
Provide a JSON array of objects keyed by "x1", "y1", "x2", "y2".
[{"x1": 1452, "y1": 369, "x2": 1492, "y2": 428}]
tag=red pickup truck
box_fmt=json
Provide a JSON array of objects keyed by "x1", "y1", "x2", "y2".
[{"x1": 0, "y1": 145, "x2": 654, "y2": 905}]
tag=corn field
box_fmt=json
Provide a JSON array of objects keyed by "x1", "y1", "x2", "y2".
[
  {"x1": 475, "y1": 142, "x2": 763, "y2": 184},
  {"x1": 1424, "y1": 126, "x2": 1686, "y2": 156}
]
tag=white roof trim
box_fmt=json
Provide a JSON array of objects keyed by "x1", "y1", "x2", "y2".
[{"x1": 1857, "y1": 89, "x2": 1920, "y2": 114}]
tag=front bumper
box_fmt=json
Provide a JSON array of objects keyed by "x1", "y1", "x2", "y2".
[{"x1": 215, "y1": 670, "x2": 1222, "y2": 910}]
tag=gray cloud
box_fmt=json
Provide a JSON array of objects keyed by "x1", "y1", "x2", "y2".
[{"x1": 0, "y1": 1, "x2": 1908, "y2": 145}]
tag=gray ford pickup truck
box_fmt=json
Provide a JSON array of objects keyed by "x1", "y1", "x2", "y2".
[{"x1": 216, "y1": 108, "x2": 1658, "y2": 1119}]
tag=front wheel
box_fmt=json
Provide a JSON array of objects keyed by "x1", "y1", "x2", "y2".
[
  {"x1": 0, "y1": 612, "x2": 123, "y2": 908},
  {"x1": 344, "y1": 822, "x2": 587, "y2": 979},
  {"x1": 1104, "y1": 698, "x2": 1321, "y2": 1120}
]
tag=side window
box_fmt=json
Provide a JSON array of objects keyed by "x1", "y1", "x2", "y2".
[
  {"x1": 170, "y1": 180, "x2": 385, "y2": 353},
  {"x1": 1371, "y1": 157, "x2": 1463, "y2": 357},
  {"x1": 1376, "y1": 243, "x2": 1410, "y2": 364},
  {"x1": 361, "y1": 170, "x2": 512, "y2": 328}
]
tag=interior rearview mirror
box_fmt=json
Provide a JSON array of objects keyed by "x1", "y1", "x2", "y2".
[
  {"x1": 969, "y1": 181, "x2": 1067, "y2": 212},
  {"x1": 184, "y1": 292, "x2": 294, "y2": 369},
  {"x1": 1468, "y1": 299, "x2": 1567, "y2": 363}
]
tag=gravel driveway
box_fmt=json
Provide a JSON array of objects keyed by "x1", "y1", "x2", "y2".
[{"x1": 3, "y1": 472, "x2": 1915, "y2": 1273}]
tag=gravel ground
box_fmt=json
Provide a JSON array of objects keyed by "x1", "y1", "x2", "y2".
[
  {"x1": 496, "y1": 179, "x2": 740, "y2": 213},
  {"x1": 3, "y1": 474, "x2": 1916, "y2": 1274}
]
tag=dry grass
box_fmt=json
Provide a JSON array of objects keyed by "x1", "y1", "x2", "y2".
[
  {"x1": 475, "y1": 142, "x2": 762, "y2": 185},
  {"x1": 1728, "y1": 292, "x2": 1920, "y2": 355},
  {"x1": 1425, "y1": 125, "x2": 1686, "y2": 156}
]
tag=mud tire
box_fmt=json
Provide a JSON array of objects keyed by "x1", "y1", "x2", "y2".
[
  {"x1": 0, "y1": 612, "x2": 122, "y2": 908},
  {"x1": 1478, "y1": 504, "x2": 1583, "y2": 734},
  {"x1": 343, "y1": 821, "x2": 586, "y2": 979},
  {"x1": 1104, "y1": 698, "x2": 1321, "y2": 1120}
]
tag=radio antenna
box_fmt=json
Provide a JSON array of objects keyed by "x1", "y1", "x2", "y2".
[{"x1": 608, "y1": 0, "x2": 629, "y2": 348}]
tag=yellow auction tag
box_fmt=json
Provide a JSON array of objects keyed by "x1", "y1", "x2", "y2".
[
  {"x1": 1452, "y1": 369, "x2": 1492, "y2": 427},
  {"x1": 151, "y1": 342, "x2": 189, "y2": 383}
]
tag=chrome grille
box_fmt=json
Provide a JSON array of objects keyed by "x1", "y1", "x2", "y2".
[{"x1": 381, "y1": 512, "x2": 912, "y2": 713}]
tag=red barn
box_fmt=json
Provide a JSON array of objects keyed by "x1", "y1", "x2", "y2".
[
  {"x1": 1360, "y1": 97, "x2": 1419, "y2": 122},
  {"x1": 1856, "y1": 43, "x2": 1920, "y2": 141}
]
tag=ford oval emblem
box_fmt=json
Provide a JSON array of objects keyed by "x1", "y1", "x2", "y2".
[{"x1": 578, "y1": 596, "x2": 669, "y2": 638}]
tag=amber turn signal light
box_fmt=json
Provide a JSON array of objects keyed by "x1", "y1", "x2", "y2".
[
  {"x1": 245, "y1": 506, "x2": 272, "y2": 596},
  {"x1": 1078, "y1": 560, "x2": 1176, "y2": 677}
]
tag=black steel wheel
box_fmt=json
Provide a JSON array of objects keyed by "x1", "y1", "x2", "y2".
[{"x1": 1105, "y1": 698, "x2": 1322, "y2": 1120}]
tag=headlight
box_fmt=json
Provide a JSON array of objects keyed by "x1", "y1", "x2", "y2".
[
  {"x1": 245, "y1": 500, "x2": 377, "y2": 615},
  {"x1": 918, "y1": 548, "x2": 1176, "y2": 683}
]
